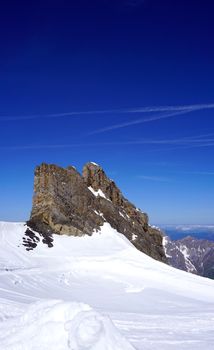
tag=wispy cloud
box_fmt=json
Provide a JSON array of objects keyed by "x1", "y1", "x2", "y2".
[
  {"x1": 178, "y1": 171, "x2": 214, "y2": 176},
  {"x1": 148, "y1": 141, "x2": 214, "y2": 153},
  {"x1": 1, "y1": 102, "x2": 214, "y2": 122},
  {"x1": 1, "y1": 133, "x2": 214, "y2": 151},
  {"x1": 137, "y1": 175, "x2": 172, "y2": 182},
  {"x1": 136, "y1": 168, "x2": 214, "y2": 183},
  {"x1": 88, "y1": 107, "x2": 213, "y2": 135}
]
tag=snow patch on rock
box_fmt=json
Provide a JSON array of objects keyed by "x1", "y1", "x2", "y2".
[{"x1": 88, "y1": 186, "x2": 110, "y2": 201}]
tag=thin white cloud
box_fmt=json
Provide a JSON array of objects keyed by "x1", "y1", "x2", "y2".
[
  {"x1": 1, "y1": 134, "x2": 214, "y2": 151},
  {"x1": 137, "y1": 175, "x2": 172, "y2": 182},
  {"x1": 88, "y1": 107, "x2": 214, "y2": 135},
  {"x1": 148, "y1": 141, "x2": 214, "y2": 153},
  {"x1": 1, "y1": 102, "x2": 214, "y2": 122},
  {"x1": 178, "y1": 171, "x2": 214, "y2": 176}
]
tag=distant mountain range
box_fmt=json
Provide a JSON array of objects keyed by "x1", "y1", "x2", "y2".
[
  {"x1": 159, "y1": 224, "x2": 214, "y2": 241},
  {"x1": 162, "y1": 228, "x2": 214, "y2": 279}
]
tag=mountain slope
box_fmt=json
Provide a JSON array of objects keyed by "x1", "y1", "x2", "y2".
[
  {"x1": 164, "y1": 235, "x2": 214, "y2": 279},
  {"x1": 0, "y1": 221, "x2": 214, "y2": 349}
]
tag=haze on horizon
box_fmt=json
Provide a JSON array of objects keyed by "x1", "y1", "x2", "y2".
[{"x1": 0, "y1": 0, "x2": 214, "y2": 225}]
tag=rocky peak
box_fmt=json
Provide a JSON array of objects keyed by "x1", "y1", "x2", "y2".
[
  {"x1": 29, "y1": 163, "x2": 104, "y2": 237},
  {"x1": 27, "y1": 162, "x2": 166, "y2": 262},
  {"x1": 83, "y1": 162, "x2": 123, "y2": 206},
  {"x1": 83, "y1": 162, "x2": 149, "y2": 227}
]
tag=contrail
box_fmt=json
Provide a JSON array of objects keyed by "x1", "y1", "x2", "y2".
[
  {"x1": 1, "y1": 134, "x2": 214, "y2": 151},
  {"x1": 88, "y1": 108, "x2": 200, "y2": 135},
  {"x1": 0, "y1": 102, "x2": 214, "y2": 122}
]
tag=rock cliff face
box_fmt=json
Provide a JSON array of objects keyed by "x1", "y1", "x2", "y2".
[{"x1": 28, "y1": 162, "x2": 166, "y2": 262}]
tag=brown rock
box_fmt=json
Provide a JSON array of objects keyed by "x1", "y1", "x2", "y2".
[
  {"x1": 28, "y1": 162, "x2": 166, "y2": 262},
  {"x1": 28, "y1": 163, "x2": 104, "y2": 236}
]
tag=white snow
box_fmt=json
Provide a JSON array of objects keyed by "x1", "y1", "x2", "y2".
[
  {"x1": 151, "y1": 225, "x2": 161, "y2": 231},
  {"x1": 119, "y1": 211, "x2": 126, "y2": 219},
  {"x1": 0, "y1": 299, "x2": 134, "y2": 350},
  {"x1": 0, "y1": 221, "x2": 214, "y2": 349},
  {"x1": 93, "y1": 209, "x2": 100, "y2": 215},
  {"x1": 119, "y1": 211, "x2": 130, "y2": 220},
  {"x1": 131, "y1": 233, "x2": 137, "y2": 241},
  {"x1": 180, "y1": 244, "x2": 190, "y2": 259},
  {"x1": 136, "y1": 208, "x2": 145, "y2": 214},
  {"x1": 88, "y1": 186, "x2": 110, "y2": 201},
  {"x1": 162, "y1": 236, "x2": 172, "y2": 258},
  {"x1": 179, "y1": 245, "x2": 197, "y2": 273}
]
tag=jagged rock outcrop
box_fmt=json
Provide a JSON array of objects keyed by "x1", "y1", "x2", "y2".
[
  {"x1": 28, "y1": 162, "x2": 166, "y2": 262},
  {"x1": 28, "y1": 163, "x2": 104, "y2": 236}
]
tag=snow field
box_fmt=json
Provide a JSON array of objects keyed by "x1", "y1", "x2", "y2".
[{"x1": 0, "y1": 221, "x2": 214, "y2": 349}]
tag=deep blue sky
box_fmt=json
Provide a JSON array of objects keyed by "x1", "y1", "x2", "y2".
[{"x1": 0, "y1": 0, "x2": 214, "y2": 224}]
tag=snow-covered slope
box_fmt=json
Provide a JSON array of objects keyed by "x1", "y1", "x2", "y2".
[{"x1": 0, "y1": 222, "x2": 214, "y2": 349}]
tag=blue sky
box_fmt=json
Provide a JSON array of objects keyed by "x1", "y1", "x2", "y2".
[{"x1": 0, "y1": 0, "x2": 214, "y2": 224}]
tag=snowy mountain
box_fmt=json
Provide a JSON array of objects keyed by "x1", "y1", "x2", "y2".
[
  {"x1": 0, "y1": 221, "x2": 214, "y2": 349},
  {"x1": 163, "y1": 235, "x2": 214, "y2": 279}
]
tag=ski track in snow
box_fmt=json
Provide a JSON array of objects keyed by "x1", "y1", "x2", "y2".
[{"x1": 0, "y1": 221, "x2": 214, "y2": 349}]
